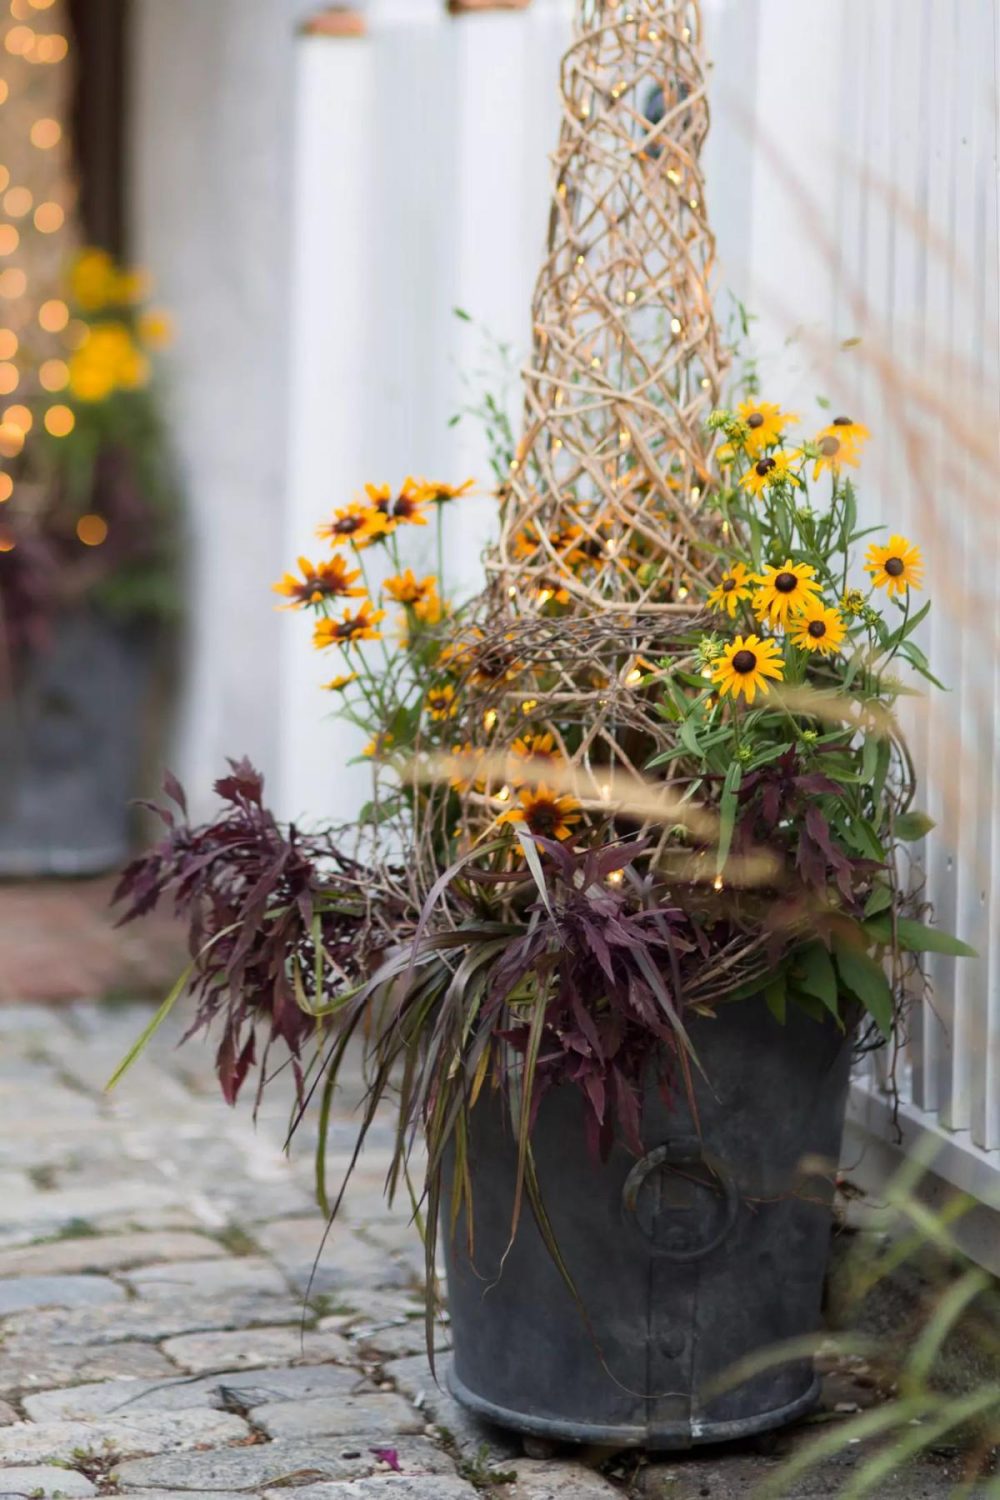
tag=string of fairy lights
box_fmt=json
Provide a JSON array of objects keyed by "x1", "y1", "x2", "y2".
[{"x1": 0, "y1": 0, "x2": 82, "y2": 547}]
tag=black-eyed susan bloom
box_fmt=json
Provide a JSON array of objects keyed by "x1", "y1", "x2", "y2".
[
  {"x1": 509, "y1": 731, "x2": 561, "y2": 780},
  {"x1": 710, "y1": 634, "x2": 785, "y2": 704},
  {"x1": 384, "y1": 569, "x2": 437, "y2": 605},
  {"x1": 415, "y1": 478, "x2": 476, "y2": 505},
  {"x1": 321, "y1": 672, "x2": 358, "y2": 692},
  {"x1": 426, "y1": 683, "x2": 458, "y2": 720},
  {"x1": 313, "y1": 605, "x2": 386, "y2": 648},
  {"x1": 865, "y1": 534, "x2": 924, "y2": 596},
  {"x1": 812, "y1": 415, "x2": 870, "y2": 479},
  {"x1": 317, "y1": 503, "x2": 388, "y2": 549},
  {"x1": 739, "y1": 449, "x2": 801, "y2": 498},
  {"x1": 753, "y1": 560, "x2": 823, "y2": 625},
  {"x1": 365, "y1": 480, "x2": 428, "y2": 530},
  {"x1": 788, "y1": 602, "x2": 848, "y2": 656},
  {"x1": 273, "y1": 556, "x2": 365, "y2": 608},
  {"x1": 707, "y1": 561, "x2": 754, "y2": 618},
  {"x1": 736, "y1": 399, "x2": 799, "y2": 454},
  {"x1": 498, "y1": 784, "x2": 581, "y2": 842}
]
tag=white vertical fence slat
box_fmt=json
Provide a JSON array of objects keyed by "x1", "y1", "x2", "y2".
[
  {"x1": 976, "y1": 0, "x2": 1000, "y2": 1153},
  {"x1": 277, "y1": 15, "x2": 376, "y2": 825}
]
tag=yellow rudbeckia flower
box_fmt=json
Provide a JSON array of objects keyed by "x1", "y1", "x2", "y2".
[
  {"x1": 788, "y1": 602, "x2": 848, "y2": 656},
  {"x1": 710, "y1": 634, "x2": 785, "y2": 704},
  {"x1": 865, "y1": 534, "x2": 923, "y2": 596},
  {"x1": 753, "y1": 560, "x2": 823, "y2": 625},
  {"x1": 707, "y1": 561, "x2": 754, "y2": 617},
  {"x1": 739, "y1": 449, "x2": 801, "y2": 498}
]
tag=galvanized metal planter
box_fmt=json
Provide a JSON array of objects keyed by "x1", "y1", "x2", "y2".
[
  {"x1": 0, "y1": 611, "x2": 156, "y2": 877},
  {"x1": 443, "y1": 998, "x2": 853, "y2": 1448}
]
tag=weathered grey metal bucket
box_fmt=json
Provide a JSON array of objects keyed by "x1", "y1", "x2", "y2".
[
  {"x1": 0, "y1": 611, "x2": 155, "y2": 876},
  {"x1": 443, "y1": 998, "x2": 853, "y2": 1448}
]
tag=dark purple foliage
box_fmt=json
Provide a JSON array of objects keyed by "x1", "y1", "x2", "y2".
[
  {"x1": 113, "y1": 759, "x2": 385, "y2": 1105},
  {"x1": 477, "y1": 838, "x2": 703, "y2": 1160}
]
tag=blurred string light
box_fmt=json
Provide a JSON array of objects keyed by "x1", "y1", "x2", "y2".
[
  {"x1": 43, "y1": 402, "x2": 73, "y2": 435},
  {"x1": 76, "y1": 512, "x2": 107, "y2": 546},
  {"x1": 0, "y1": 0, "x2": 75, "y2": 480}
]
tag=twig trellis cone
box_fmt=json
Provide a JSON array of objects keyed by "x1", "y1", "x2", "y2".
[{"x1": 485, "y1": 0, "x2": 728, "y2": 617}]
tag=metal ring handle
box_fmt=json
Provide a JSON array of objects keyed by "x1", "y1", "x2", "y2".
[{"x1": 622, "y1": 1141, "x2": 740, "y2": 1263}]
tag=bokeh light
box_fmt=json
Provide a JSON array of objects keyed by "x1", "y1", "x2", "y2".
[
  {"x1": 39, "y1": 356, "x2": 67, "y2": 390},
  {"x1": 0, "y1": 330, "x2": 17, "y2": 359},
  {"x1": 0, "y1": 362, "x2": 19, "y2": 395},
  {"x1": 76, "y1": 513, "x2": 108, "y2": 546},
  {"x1": 43, "y1": 403, "x2": 74, "y2": 436},
  {"x1": 5, "y1": 25, "x2": 36, "y2": 57},
  {"x1": 3, "y1": 186, "x2": 32, "y2": 217},
  {"x1": 38, "y1": 298, "x2": 68, "y2": 331},
  {"x1": 0, "y1": 421, "x2": 25, "y2": 456},
  {"x1": 0, "y1": 224, "x2": 21, "y2": 256},
  {"x1": 33, "y1": 199, "x2": 63, "y2": 233},
  {"x1": 3, "y1": 404, "x2": 32, "y2": 433},
  {"x1": 29, "y1": 117, "x2": 61, "y2": 150},
  {"x1": 0, "y1": 474, "x2": 12, "y2": 503}
]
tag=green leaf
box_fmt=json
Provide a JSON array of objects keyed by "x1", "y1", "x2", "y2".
[
  {"x1": 764, "y1": 971, "x2": 787, "y2": 1024},
  {"x1": 863, "y1": 883, "x2": 893, "y2": 918},
  {"x1": 865, "y1": 916, "x2": 977, "y2": 959},
  {"x1": 833, "y1": 936, "x2": 894, "y2": 1039},
  {"x1": 894, "y1": 809, "x2": 935, "y2": 841},
  {"x1": 716, "y1": 763, "x2": 742, "y2": 874},
  {"x1": 844, "y1": 817, "x2": 887, "y2": 863},
  {"x1": 794, "y1": 942, "x2": 840, "y2": 1019}
]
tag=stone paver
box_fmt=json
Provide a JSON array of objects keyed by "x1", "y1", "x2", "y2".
[
  {"x1": 0, "y1": 1275, "x2": 125, "y2": 1315},
  {"x1": 161, "y1": 1324, "x2": 353, "y2": 1374},
  {"x1": 0, "y1": 998, "x2": 973, "y2": 1500},
  {"x1": 0, "y1": 1409, "x2": 249, "y2": 1464},
  {"x1": 254, "y1": 1395, "x2": 424, "y2": 1442},
  {"x1": 0, "y1": 1232, "x2": 226, "y2": 1278},
  {"x1": 115, "y1": 1436, "x2": 455, "y2": 1491},
  {"x1": 0, "y1": 1464, "x2": 99, "y2": 1497}
]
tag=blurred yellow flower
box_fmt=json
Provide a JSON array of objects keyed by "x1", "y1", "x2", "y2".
[
  {"x1": 427, "y1": 684, "x2": 458, "y2": 720},
  {"x1": 69, "y1": 249, "x2": 118, "y2": 312},
  {"x1": 67, "y1": 322, "x2": 149, "y2": 402},
  {"x1": 384, "y1": 569, "x2": 436, "y2": 605},
  {"x1": 138, "y1": 309, "x2": 173, "y2": 349}
]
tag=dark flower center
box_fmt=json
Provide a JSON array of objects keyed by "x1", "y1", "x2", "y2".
[
  {"x1": 393, "y1": 497, "x2": 417, "y2": 517},
  {"x1": 747, "y1": 412, "x2": 765, "y2": 429},
  {"x1": 819, "y1": 436, "x2": 840, "y2": 457},
  {"x1": 527, "y1": 802, "x2": 559, "y2": 837},
  {"x1": 885, "y1": 556, "x2": 905, "y2": 577},
  {"x1": 833, "y1": 415, "x2": 853, "y2": 426},
  {"x1": 755, "y1": 457, "x2": 776, "y2": 476},
  {"x1": 774, "y1": 571, "x2": 798, "y2": 593},
  {"x1": 731, "y1": 649, "x2": 757, "y2": 674},
  {"x1": 722, "y1": 578, "x2": 736, "y2": 592},
  {"x1": 808, "y1": 619, "x2": 827, "y2": 638},
  {"x1": 336, "y1": 516, "x2": 363, "y2": 534}
]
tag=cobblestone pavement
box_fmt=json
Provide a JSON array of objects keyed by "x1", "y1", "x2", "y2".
[{"x1": 0, "y1": 1001, "x2": 975, "y2": 1499}]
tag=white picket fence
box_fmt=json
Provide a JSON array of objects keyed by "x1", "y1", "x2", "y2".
[{"x1": 130, "y1": 0, "x2": 1000, "y2": 1250}]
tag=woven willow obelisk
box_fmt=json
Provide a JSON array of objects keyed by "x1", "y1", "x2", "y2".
[
  {"x1": 486, "y1": 0, "x2": 726, "y2": 615},
  {"x1": 419, "y1": 0, "x2": 728, "y2": 865}
]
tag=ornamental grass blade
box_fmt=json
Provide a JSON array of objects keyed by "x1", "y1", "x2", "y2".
[
  {"x1": 508, "y1": 988, "x2": 548, "y2": 1247},
  {"x1": 105, "y1": 959, "x2": 195, "y2": 1092}
]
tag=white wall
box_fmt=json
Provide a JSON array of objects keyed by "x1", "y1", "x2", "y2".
[{"x1": 129, "y1": 0, "x2": 317, "y2": 817}]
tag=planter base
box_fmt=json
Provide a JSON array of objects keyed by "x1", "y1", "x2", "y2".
[
  {"x1": 447, "y1": 1361, "x2": 822, "y2": 1449},
  {"x1": 444, "y1": 1001, "x2": 852, "y2": 1450}
]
